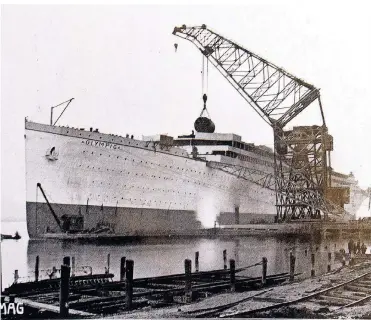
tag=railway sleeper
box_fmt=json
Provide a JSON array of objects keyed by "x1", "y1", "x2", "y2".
[
  {"x1": 349, "y1": 291, "x2": 369, "y2": 297},
  {"x1": 345, "y1": 284, "x2": 371, "y2": 293},
  {"x1": 314, "y1": 295, "x2": 355, "y2": 306},
  {"x1": 355, "y1": 281, "x2": 371, "y2": 288},
  {"x1": 327, "y1": 291, "x2": 361, "y2": 301}
]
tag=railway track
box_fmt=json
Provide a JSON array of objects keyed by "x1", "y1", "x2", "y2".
[
  {"x1": 181, "y1": 290, "x2": 273, "y2": 318},
  {"x1": 218, "y1": 271, "x2": 371, "y2": 318}
]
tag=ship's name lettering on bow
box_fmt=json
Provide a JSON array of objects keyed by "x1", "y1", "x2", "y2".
[{"x1": 83, "y1": 139, "x2": 119, "y2": 150}]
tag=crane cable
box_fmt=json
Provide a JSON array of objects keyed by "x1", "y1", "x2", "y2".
[
  {"x1": 206, "y1": 56, "x2": 209, "y2": 93},
  {"x1": 201, "y1": 55, "x2": 209, "y2": 95},
  {"x1": 201, "y1": 56, "x2": 211, "y2": 118},
  {"x1": 202, "y1": 55, "x2": 205, "y2": 95}
]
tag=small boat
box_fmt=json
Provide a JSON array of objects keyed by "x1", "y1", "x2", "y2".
[{"x1": 1, "y1": 231, "x2": 21, "y2": 240}]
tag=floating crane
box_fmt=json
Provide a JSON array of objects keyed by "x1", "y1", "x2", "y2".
[{"x1": 173, "y1": 24, "x2": 350, "y2": 221}]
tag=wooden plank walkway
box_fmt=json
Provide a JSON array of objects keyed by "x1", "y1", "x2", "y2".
[{"x1": 15, "y1": 297, "x2": 95, "y2": 316}]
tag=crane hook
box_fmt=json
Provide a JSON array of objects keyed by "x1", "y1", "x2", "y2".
[{"x1": 174, "y1": 43, "x2": 178, "y2": 52}]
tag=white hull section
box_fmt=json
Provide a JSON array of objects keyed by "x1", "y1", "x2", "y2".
[{"x1": 25, "y1": 122, "x2": 276, "y2": 237}]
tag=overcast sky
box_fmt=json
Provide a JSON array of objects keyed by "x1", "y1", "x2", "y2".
[{"x1": 1, "y1": 4, "x2": 371, "y2": 221}]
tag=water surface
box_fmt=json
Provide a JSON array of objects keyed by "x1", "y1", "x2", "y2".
[{"x1": 1, "y1": 221, "x2": 367, "y2": 290}]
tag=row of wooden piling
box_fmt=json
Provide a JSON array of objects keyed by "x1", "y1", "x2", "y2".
[
  {"x1": 10, "y1": 249, "x2": 303, "y2": 317},
  {"x1": 15, "y1": 247, "x2": 318, "y2": 291},
  {"x1": 14, "y1": 248, "x2": 301, "y2": 285},
  {"x1": 29, "y1": 252, "x2": 275, "y2": 316}
]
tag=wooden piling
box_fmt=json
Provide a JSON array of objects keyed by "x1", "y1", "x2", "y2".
[
  {"x1": 120, "y1": 257, "x2": 126, "y2": 282},
  {"x1": 311, "y1": 253, "x2": 315, "y2": 277},
  {"x1": 35, "y1": 256, "x2": 39, "y2": 282},
  {"x1": 14, "y1": 270, "x2": 19, "y2": 284},
  {"x1": 262, "y1": 257, "x2": 267, "y2": 285},
  {"x1": 289, "y1": 251, "x2": 296, "y2": 282},
  {"x1": 234, "y1": 206, "x2": 240, "y2": 225},
  {"x1": 195, "y1": 251, "x2": 199, "y2": 272},
  {"x1": 71, "y1": 257, "x2": 75, "y2": 277},
  {"x1": 107, "y1": 253, "x2": 111, "y2": 274},
  {"x1": 60, "y1": 264, "x2": 70, "y2": 317},
  {"x1": 230, "y1": 259, "x2": 236, "y2": 292},
  {"x1": 327, "y1": 252, "x2": 332, "y2": 272},
  {"x1": 223, "y1": 249, "x2": 227, "y2": 270},
  {"x1": 125, "y1": 259, "x2": 134, "y2": 309},
  {"x1": 184, "y1": 259, "x2": 192, "y2": 302},
  {"x1": 9, "y1": 294, "x2": 15, "y2": 304},
  {"x1": 63, "y1": 256, "x2": 70, "y2": 267}
]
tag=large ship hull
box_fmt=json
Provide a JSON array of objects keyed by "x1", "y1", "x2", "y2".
[{"x1": 25, "y1": 121, "x2": 276, "y2": 238}]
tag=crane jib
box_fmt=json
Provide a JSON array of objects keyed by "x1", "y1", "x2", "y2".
[{"x1": 173, "y1": 25, "x2": 323, "y2": 128}]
